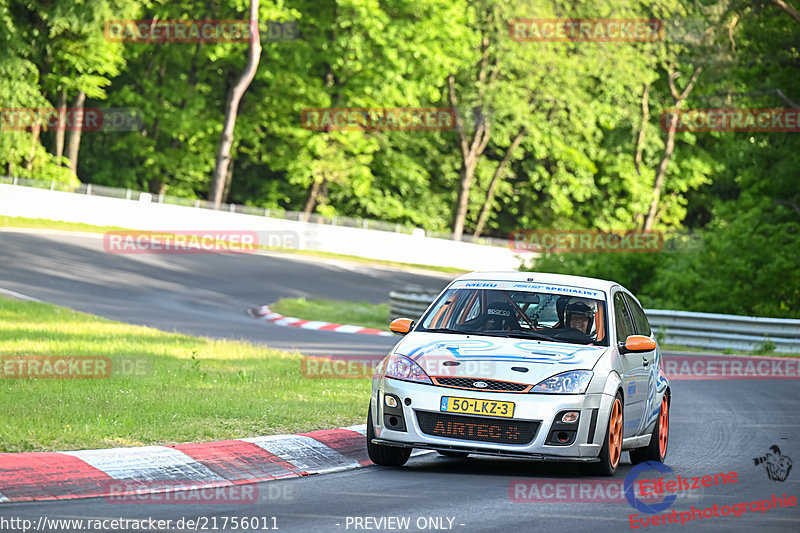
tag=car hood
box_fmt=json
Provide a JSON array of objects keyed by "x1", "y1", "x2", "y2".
[{"x1": 392, "y1": 332, "x2": 608, "y2": 386}]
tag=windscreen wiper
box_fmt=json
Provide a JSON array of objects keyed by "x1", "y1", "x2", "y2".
[
  {"x1": 480, "y1": 330, "x2": 562, "y2": 343},
  {"x1": 419, "y1": 327, "x2": 468, "y2": 335}
]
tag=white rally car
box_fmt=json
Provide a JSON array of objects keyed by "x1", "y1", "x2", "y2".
[{"x1": 367, "y1": 272, "x2": 670, "y2": 476}]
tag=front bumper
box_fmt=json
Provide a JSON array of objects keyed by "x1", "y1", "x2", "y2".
[{"x1": 370, "y1": 378, "x2": 616, "y2": 461}]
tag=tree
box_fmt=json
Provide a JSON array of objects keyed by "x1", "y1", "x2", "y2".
[
  {"x1": 210, "y1": 0, "x2": 261, "y2": 209},
  {"x1": 643, "y1": 66, "x2": 702, "y2": 231}
]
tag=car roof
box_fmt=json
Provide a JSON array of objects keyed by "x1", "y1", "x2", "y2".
[{"x1": 451, "y1": 271, "x2": 619, "y2": 293}]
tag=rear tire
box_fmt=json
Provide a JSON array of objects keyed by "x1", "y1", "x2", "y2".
[
  {"x1": 581, "y1": 392, "x2": 623, "y2": 476},
  {"x1": 437, "y1": 450, "x2": 469, "y2": 458},
  {"x1": 366, "y1": 407, "x2": 411, "y2": 466},
  {"x1": 630, "y1": 393, "x2": 669, "y2": 465}
]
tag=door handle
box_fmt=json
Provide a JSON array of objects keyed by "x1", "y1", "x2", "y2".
[{"x1": 642, "y1": 358, "x2": 650, "y2": 367}]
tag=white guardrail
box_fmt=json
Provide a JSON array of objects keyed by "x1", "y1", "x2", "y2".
[
  {"x1": 0, "y1": 183, "x2": 520, "y2": 270},
  {"x1": 389, "y1": 291, "x2": 800, "y2": 354}
]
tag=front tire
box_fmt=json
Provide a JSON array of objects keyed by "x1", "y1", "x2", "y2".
[
  {"x1": 366, "y1": 407, "x2": 411, "y2": 466},
  {"x1": 630, "y1": 393, "x2": 669, "y2": 464},
  {"x1": 582, "y1": 392, "x2": 623, "y2": 476}
]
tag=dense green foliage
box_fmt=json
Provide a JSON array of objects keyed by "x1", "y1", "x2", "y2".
[
  {"x1": 1, "y1": 0, "x2": 797, "y2": 316},
  {"x1": 530, "y1": 2, "x2": 800, "y2": 318}
]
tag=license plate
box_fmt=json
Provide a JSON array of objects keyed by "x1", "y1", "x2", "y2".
[{"x1": 440, "y1": 397, "x2": 515, "y2": 418}]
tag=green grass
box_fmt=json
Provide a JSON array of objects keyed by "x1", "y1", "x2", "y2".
[
  {"x1": 0, "y1": 215, "x2": 132, "y2": 233},
  {"x1": 0, "y1": 215, "x2": 466, "y2": 274},
  {"x1": 273, "y1": 248, "x2": 466, "y2": 274},
  {"x1": 270, "y1": 298, "x2": 391, "y2": 332},
  {"x1": 0, "y1": 297, "x2": 370, "y2": 452}
]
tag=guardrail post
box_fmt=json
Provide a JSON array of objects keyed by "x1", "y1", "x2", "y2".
[
  {"x1": 86, "y1": 183, "x2": 92, "y2": 195},
  {"x1": 12, "y1": 176, "x2": 18, "y2": 185},
  {"x1": 125, "y1": 189, "x2": 131, "y2": 200},
  {"x1": 50, "y1": 180, "x2": 55, "y2": 190}
]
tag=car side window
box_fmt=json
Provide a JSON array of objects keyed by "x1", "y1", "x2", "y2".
[
  {"x1": 613, "y1": 292, "x2": 635, "y2": 342},
  {"x1": 624, "y1": 293, "x2": 651, "y2": 337}
]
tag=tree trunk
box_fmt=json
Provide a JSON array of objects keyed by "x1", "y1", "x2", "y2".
[
  {"x1": 209, "y1": 0, "x2": 261, "y2": 209},
  {"x1": 25, "y1": 123, "x2": 41, "y2": 171},
  {"x1": 449, "y1": 75, "x2": 491, "y2": 240},
  {"x1": 54, "y1": 90, "x2": 67, "y2": 162},
  {"x1": 473, "y1": 127, "x2": 525, "y2": 239},
  {"x1": 302, "y1": 176, "x2": 326, "y2": 221},
  {"x1": 633, "y1": 82, "x2": 650, "y2": 228},
  {"x1": 452, "y1": 163, "x2": 477, "y2": 239},
  {"x1": 771, "y1": 0, "x2": 800, "y2": 24},
  {"x1": 66, "y1": 91, "x2": 85, "y2": 175},
  {"x1": 447, "y1": 10, "x2": 499, "y2": 240},
  {"x1": 634, "y1": 82, "x2": 650, "y2": 176},
  {"x1": 222, "y1": 157, "x2": 235, "y2": 204},
  {"x1": 643, "y1": 67, "x2": 702, "y2": 231},
  {"x1": 148, "y1": 180, "x2": 166, "y2": 195}
]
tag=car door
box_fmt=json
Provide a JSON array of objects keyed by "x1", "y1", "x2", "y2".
[
  {"x1": 624, "y1": 292, "x2": 658, "y2": 434},
  {"x1": 613, "y1": 291, "x2": 645, "y2": 438}
]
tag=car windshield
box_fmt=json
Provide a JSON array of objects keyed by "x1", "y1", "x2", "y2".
[{"x1": 418, "y1": 281, "x2": 608, "y2": 346}]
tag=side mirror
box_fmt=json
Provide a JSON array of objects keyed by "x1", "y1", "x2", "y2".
[
  {"x1": 620, "y1": 335, "x2": 656, "y2": 354},
  {"x1": 389, "y1": 318, "x2": 414, "y2": 335}
]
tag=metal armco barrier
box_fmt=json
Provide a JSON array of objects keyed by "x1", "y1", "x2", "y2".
[
  {"x1": 389, "y1": 290, "x2": 800, "y2": 354},
  {"x1": 390, "y1": 290, "x2": 441, "y2": 320},
  {"x1": 645, "y1": 310, "x2": 800, "y2": 354}
]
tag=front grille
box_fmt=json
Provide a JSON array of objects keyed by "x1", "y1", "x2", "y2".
[
  {"x1": 433, "y1": 377, "x2": 529, "y2": 392},
  {"x1": 416, "y1": 411, "x2": 539, "y2": 445}
]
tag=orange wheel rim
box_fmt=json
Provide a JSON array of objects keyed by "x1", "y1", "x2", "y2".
[
  {"x1": 658, "y1": 396, "x2": 669, "y2": 458},
  {"x1": 609, "y1": 398, "x2": 622, "y2": 468}
]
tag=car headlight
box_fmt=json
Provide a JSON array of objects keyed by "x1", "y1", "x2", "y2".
[
  {"x1": 384, "y1": 354, "x2": 432, "y2": 384},
  {"x1": 530, "y1": 370, "x2": 593, "y2": 394}
]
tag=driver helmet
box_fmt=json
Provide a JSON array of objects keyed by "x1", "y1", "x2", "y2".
[{"x1": 565, "y1": 300, "x2": 594, "y2": 335}]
